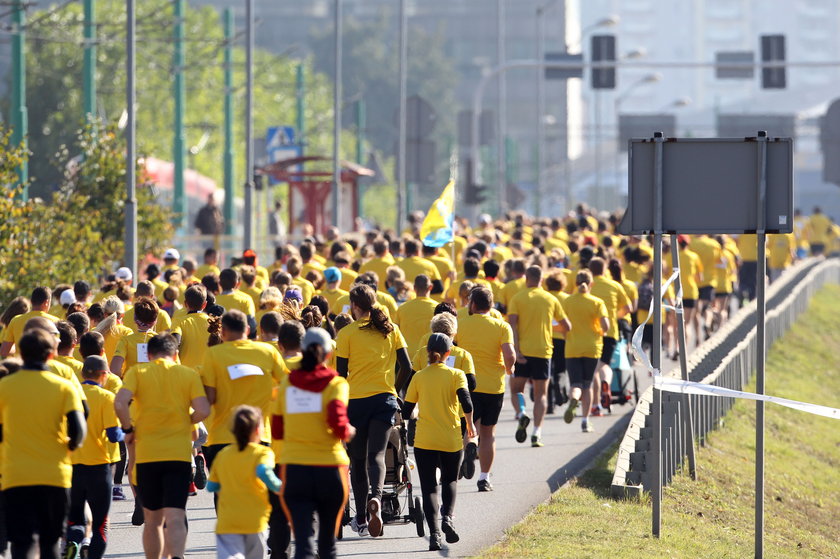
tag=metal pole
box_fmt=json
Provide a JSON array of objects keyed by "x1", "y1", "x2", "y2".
[
  {"x1": 11, "y1": 0, "x2": 27, "y2": 197},
  {"x1": 244, "y1": 0, "x2": 255, "y2": 251},
  {"x1": 670, "y1": 234, "x2": 698, "y2": 481},
  {"x1": 594, "y1": 91, "x2": 602, "y2": 210},
  {"x1": 223, "y1": 8, "x2": 235, "y2": 236},
  {"x1": 496, "y1": 0, "x2": 506, "y2": 216},
  {"x1": 651, "y1": 131, "x2": 664, "y2": 538},
  {"x1": 332, "y1": 0, "x2": 343, "y2": 229},
  {"x1": 83, "y1": 0, "x2": 96, "y2": 121},
  {"x1": 397, "y1": 0, "x2": 407, "y2": 232},
  {"x1": 755, "y1": 130, "x2": 768, "y2": 559},
  {"x1": 296, "y1": 63, "x2": 305, "y2": 145},
  {"x1": 536, "y1": 6, "x2": 545, "y2": 218},
  {"x1": 125, "y1": 0, "x2": 137, "y2": 280},
  {"x1": 356, "y1": 99, "x2": 365, "y2": 220},
  {"x1": 173, "y1": 0, "x2": 186, "y2": 232}
]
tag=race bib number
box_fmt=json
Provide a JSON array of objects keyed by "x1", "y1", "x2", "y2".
[
  {"x1": 552, "y1": 320, "x2": 559, "y2": 327},
  {"x1": 136, "y1": 343, "x2": 149, "y2": 363},
  {"x1": 445, "y1": 355, "x2": 456, "y2": 367},
  {"x1": 341, "y1": 305, "x2": 351, "y2": 315},
  {"x1": 286, "y1": 386, "x2": 322, "y2": 414},
  {"x1": 227, "y1": 364, "x2": 264, "y2": 380}
]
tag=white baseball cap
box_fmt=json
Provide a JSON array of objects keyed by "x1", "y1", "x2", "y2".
[
  {"x1": 115, "y1": 267, "x2": 133, "y2": 282},
  {"x1": 59, "y1": 289, "x2": 77, "y2": 306},
  {"x1": 163, "y1": 248, "x2": 181, "y2": 261}
]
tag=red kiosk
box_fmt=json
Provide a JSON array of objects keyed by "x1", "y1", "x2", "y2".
[{"x1": 258, "y1": 156, "x2": 374, "y2": 235}]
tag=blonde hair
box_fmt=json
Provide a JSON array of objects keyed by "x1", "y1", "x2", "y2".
[
  {"x1": 430, "y1": 313, "x2": 457, "y2": 337},
  {"x1": 259, "y1": 287, "x2": 283, "y2": 311},
  {"x1": 94, "y1": 296, "x2": 125, "y2": 338}
]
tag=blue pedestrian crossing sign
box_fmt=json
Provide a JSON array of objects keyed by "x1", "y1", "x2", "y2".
[{"x1": 266, "y1": 126, "x2": 301, "y2": 184}]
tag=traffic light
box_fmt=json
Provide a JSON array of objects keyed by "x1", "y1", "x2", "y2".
[
  {"x1": 760, "y1": 34, "x2": 786, "y2": 89},
  {"x1": 590, "y1": 34, "x2": 616, "y2": 90},
  {"x1": 465, "y1": 182, "x2": 489, "y2": 205}
]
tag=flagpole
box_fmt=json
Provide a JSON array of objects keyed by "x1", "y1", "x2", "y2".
[{"x1": 450, "y1": 148, "x2": 459, "y2": 265}]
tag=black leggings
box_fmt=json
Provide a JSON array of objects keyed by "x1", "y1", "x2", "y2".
[
  {"x1": 348, "y1": 418, "x2": 390, "y2": 522},
  {"x1": 413, "y1": 447, "x2": 462, "y2": 535},
  {"x1": 67, "y1": 464, "x2": 112, "y2": 559},
  {"x1": 268, "y1": 464, "x2": 291, "y2": 559},
  {"x1": 281, "y1": 464, "x2": 348, "y2": 559},
  {"x1": 4, "y1": 485, "x2": 69, "y2": 559},
  {"x1": 113, "y1": 441, "x2": 127, "y2": 484}
]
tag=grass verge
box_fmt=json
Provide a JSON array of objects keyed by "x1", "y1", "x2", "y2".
[{"x1": 475, "y1": 285, "x2": 840, "y2": 559}]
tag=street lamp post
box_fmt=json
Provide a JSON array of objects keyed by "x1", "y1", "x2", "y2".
[{"x1": 612, "y1": 72, "x2": 664, "y2": 192}]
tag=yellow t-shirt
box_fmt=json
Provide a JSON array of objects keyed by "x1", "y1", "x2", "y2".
[
  {"x1": 548, "y1": 290, "x2": 570, "y2": 340},
  {"x1": 411, "y1": 343, "x2": 475, "y2": 379},
  {"x1": 563, "y1": 292, "x2": 608, "y2": 359},
  {"x1": 405, "y1": 363, "x2": 468, "y2": 452},
  {"x1": 101, "y1": 324, "x2": 134, "y2": 363},
  {"x1": 446, "y1": 277, "x2": 492, "y2": 306},
  {"x1": 714, "y1": 248, "x2": 738, "y2": 294},
  {"x1": 806, "y1": 212, "x2": 832, "y2": 245},
  {"x1": 274, "y1": 374, "x2": 350, "y2": 466},
  {"x1": 301, "y1": 260, "x2": 326, "y2": 279},
  {"x1": 454, "y1": 313, "x2": 513, "y2": 395},
  {"x1": 124, "y1": 307, "x2": 171, "y2": 334},
  {"x1": 0, "y1": 368, "x2": 83, "y2": 488},
  {"x1": 113, "y1": 330, "x2": 157, "y2": 375},
  {"x1": 216, "y1": 291, "x2": 256, "y2": 317},
  {"x1": 359, "y1": 257, "x2": 394, "y2": 285},
  {"x1": 73, "y1": 383, "x2": 119, "y2": 466},
  {"x1": 54, "y1": 354, "x2": 83, "y2": 377},
  {"x1": 201, "y1": 340, "x2": 288, "y2": 446},
  {"x1": 768, "y1": 233, "x2": 795, "y2": 270},
  {"x1": 122, "y1": 358, "x2": 205, "y2": 463},
  {"x1": 507, "y1": 287, "x2": 567, "y2": 359},
  {"x1": 171, "y1": 311, "x2": 212, "y2": 369},
  {"x1": 0, "y1": 310, "x2": 59, "y2": 355},
  {"x1": 195, "y1": 264, "x2": 221, "y2": 279},
  {"x1": 48, "y1": 360, "x2": 87, "y2": 403},
  {"x1": 499, "y1": 277, "x2": 526, "y2": 311},
  {"x1": 209, "y1": 443, "x2": 275, "y2": 534},
  {"x1": 241, "y1": 285, "x2": 262, "y2": 311},
  {"x1": 394, "y1": 297, "x2": 438, "y2": 357},
  {"x1": 333, "y1": 294, "x2": 393, "y2": 320},
  {"x1": 291, "y1": 277, "x2": 316, "y2": 306},
  {"x1": 674, "y1": 249, "x2": 702, "y2": 300},
  {"x1": 737, "y1": 234, "x2": 758, "y2": 262},
  {"x1": 689, "y1": 236, "x2": 721, "y2": 288},
  {"x1": 397, "y1": 256, "x2": 441, "y2": 283},
  {"x1": 337, "y1": 268, "x2": 359, "y2": 292},
  {"x1": 335, "y1": 319, "x2": 407, "y2": 399},
  {"x1": 321, "y1": 288, "x2": 349, "y2": 316},
  {"x1": 589, "y1": 276, "x2": 629, "y2": 339}
]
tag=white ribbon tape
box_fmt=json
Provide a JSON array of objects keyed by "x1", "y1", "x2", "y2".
[
  {"x1": 654, "y1": 376, "x2": 840, "y2": 420},
  {"x1": 631, "y1": 269, "x2": 681, "y2": 375}
]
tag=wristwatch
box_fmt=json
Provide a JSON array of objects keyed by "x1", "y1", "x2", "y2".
[{"x1": 122, "y1": 426, "x2": 134, "y2": 434}]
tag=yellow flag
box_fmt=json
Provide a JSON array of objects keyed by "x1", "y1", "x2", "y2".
[{"x1": 420, "y1": 180, "x2": 455, "y2": 247}]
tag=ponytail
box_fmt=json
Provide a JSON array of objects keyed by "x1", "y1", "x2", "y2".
[
  {"x1": 426, "y1": 349, "x2": 444, "y2": 365},
  {"x1": 350, "y1": 285, "x2": 394, "y2": 337},
  {"x1": 365, "y1": 307, "x2": 394, "y2": 337},
  {"x1": 300, "y1": 343, "x2": 327, "y2": 372},
  {"x1": 230, "y1": 405, "x2": 261, "y2": 451}
]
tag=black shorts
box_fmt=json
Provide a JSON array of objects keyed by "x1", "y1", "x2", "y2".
[
  {"x1": 513, "y1": 356, "x2": 550, "y2": 380},
  {"x1": 566, "y1": 357, "x2": 598, "y2": 388},
  {"x1": 682, "y1": 298, "x2": 697, "y2": 309},
  {"x1": 135, "y1": 460, "x2": 192, "y2": 511},
  {"x1": 715, "y1": 291, "x2": 731, "y2": 299},
  {"x1": 470, "y1": 392, "x2": 504, "y2": 426},
  {"x1": 347, "y1": 393, "x2": 399, "y2": 428},
  {"x1": 551, "y1": 339, "x2": 566, "y2": 376},
  {"x1": 599, "y1": 336, "x2": 617, "y2": 365},
  {"x1": 698, "y1": 286, "x2": 714, "y2": 302}
]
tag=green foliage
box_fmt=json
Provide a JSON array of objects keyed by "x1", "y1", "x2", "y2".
[{"x1": 0, "y1": 123, "x2": 173, "y2": 307}]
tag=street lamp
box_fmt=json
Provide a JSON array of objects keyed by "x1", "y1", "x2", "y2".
[
  {"x1": 536, "y1": 7, "x2": 618, "y2": 216},
  {"x1": 613, "y1": 73, "x2": 663, "y2": 193},
  {"x1": 658, "y1": 96, "x2": 692, "y2": 112}
]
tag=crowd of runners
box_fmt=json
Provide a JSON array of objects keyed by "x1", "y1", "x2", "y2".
[{"x1": 0, "y1": 204, "x2": 831, "y2": 559}]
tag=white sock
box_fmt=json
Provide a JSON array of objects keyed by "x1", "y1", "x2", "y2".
[
  {"x1": 581, "y1": 418, "x2": 588, "y2": 426},
  {"x1": 533, "y1": 427, "x2": 542, "y2": 438},
  {"x1": 479, "y1": 472, "x2": 489, "y2": 481}
]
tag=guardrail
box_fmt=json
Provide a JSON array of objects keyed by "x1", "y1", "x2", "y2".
[{"x1": 610, "y1": 257, "x2": 839, "y2": 498}]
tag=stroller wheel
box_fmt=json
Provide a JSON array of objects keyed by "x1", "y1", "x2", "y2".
[{"x1": 413, "y1": 496, "x2": 425, "y2": 537}]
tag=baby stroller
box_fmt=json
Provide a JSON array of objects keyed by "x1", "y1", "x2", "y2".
[
  {"x1": 601, "y1": 338, "x2": 640, "y2": 412},
  {"x1": 339, "y1": 406, "x2": 425, "y2": 538}
]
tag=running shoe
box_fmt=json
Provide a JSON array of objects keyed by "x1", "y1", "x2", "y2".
[
  {"x1": 367, "y1": 497, "x2": 384, "y2": 537},
  {"x1": 349, "y1": 517, "x2": 369, "y2": 537},
  {"x1": 441, "y1": 516, "x2": 460, "y2": 543},
  {"x1": 429, "y1": 531, "x2": 442, "y2": 551},
  {"x1": 193, "y1": 454, "x2": 207, "y2": 490},
  {"x1": 582, "y1": 420, "x2": 595, "y2": 433},
  {"x1": 531, "y1": 435, "x2": 544, "y2": 448},
  {"x1": 112, "y1": 486, "x2": 126, "y2": 501},
  {"x1": 63, "y1": 542, "x2": 80, "y2": 559},
  {"x1": 564, "y1": 398, "x2": 579, "y2": 424},
  {"x1": 515, "y1": 413, "x2": 530, "y2": 443},
  {"x1": 477, "y1": 478, "x2": 494, "y2": 492},
  {"x1": 188, "y1": 481, "x2": 197, "y2": 497},
  {"x1": 590, "y1": 407, "x2": 604, "y2": 417},
  {"x1": 462, "y1": 441, "x2": 478, "y2": 480}
]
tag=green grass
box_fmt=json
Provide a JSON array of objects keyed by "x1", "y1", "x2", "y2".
[{"x1": 475, "y1": 285, "x2": 840, "y2": 559}]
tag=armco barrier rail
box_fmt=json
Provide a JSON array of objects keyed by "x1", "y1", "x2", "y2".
[{"x1": 611, "y1": 257, "x2": 839, "y2": 498}]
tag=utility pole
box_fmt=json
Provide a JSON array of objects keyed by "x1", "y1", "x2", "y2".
[
  {"x1": 11, "y1": 0, "x2": 28, "y2": 198},
  {"x1": 173, "y1": 0, "x2": 186, "y2": 231},
  {"x1": 296, "y1": 63, "x2": 305, "y2": 145},
  {"x1": 332, "y1": 0, "x2": 343, "y2": 227},
  {"x1": 536, "y1": 4, "x2": 546, "y2": 217},
  {"x1": 356, "y1": 98, "x2": 365, "y2": 219},
  {"x1": 396, "y1": 0, "x2": 407, "y2": 232},
  {"x1": 496, "y1": 0, "x2": 506, "y2": 216},
  {"x1": 244, "y1": 0, "x2": 255, "y2": 250},
  {"x1": 125, "y1": 0, "x2": 137, "y2": 281},
  {"x1": 223, "y1": 7, "x2": 235, "y2": 235},
  {"x1": 83, "y1": 0, "x2": 96, "y2": 122}
]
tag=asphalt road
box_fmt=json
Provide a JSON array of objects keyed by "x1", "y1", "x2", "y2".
[{"x1": 105, "y1": 364, "x2": 655, "y2": 559}]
